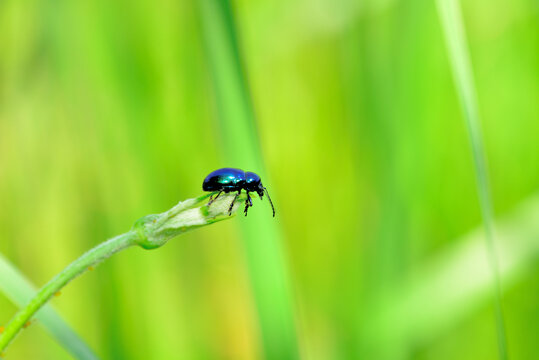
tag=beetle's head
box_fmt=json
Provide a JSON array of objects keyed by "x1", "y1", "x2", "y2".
[
  {"x1": 256, "y1": 184, "x2": 265, "y2": 198},
  {"x1": 245, "y1": 171, "x2": 261, "y2": 193},
  {"x1": 245, "y1": 171, "x2": 275, "y2": 217}
]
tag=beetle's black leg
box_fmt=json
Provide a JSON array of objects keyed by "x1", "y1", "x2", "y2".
[
  {"x1": 208, "y1": 190, "x2": 222, "y2": 206},
  {"x1": 228, "y1": 190, "x2": 241, "y2": 216},
  {"x1": 244, "y1": 192, "x2": 253, "y2": 216}
]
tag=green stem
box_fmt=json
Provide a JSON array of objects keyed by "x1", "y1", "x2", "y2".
[
  {"x1": 0, "y1": 192, "x2": 244, "y2": 354},
  {"x1": 0, "y1": 251, "x2": 98, "y2": 359},
  {"x1": 0, "y1": 232, "x2": 138, "y2": 352}
]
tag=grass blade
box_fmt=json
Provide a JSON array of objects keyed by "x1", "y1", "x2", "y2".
[
  {"x1": 436, "y1": 0, "x2": 508, "y2": 358},
  {"x1": 199, "y1": 1, "x2": 299, "y2": 359}
]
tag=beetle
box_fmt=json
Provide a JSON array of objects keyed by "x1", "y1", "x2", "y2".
[{"x1": 203, "y1": 168, "x2": 275, "y2": 217}]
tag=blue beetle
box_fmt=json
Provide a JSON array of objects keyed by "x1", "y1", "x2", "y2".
[{"x1": 202, "y1": 168, "x2": 275, "y2": 217}]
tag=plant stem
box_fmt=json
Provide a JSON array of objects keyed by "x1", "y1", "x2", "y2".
[
  {"x1": 0, "y1": 251, "x2": 98, "y2": 359},
  {"x1": 0, "y1": 232, "x2": 138, "y2": 351},
  {"x1": 0, "y1": 192, "x2": 244, "y2": 354}
]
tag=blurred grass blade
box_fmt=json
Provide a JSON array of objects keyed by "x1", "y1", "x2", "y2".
[
  {"x1": 436, "y1": 0, "x2": 508, "y2": 358},
  {"x1": 370, "y1": 193, "x2": 539, "y2": 354},
  {"x1": 199, "y1": 1, "x2": 299, "y2": 359},
  {"x1": 0, "y1": 252, "x2": 98, "y2": 360}
]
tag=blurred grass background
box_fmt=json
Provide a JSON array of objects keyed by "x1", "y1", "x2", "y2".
[{"x1": 0, "y1": 0, "x2": 538, "y2": 359}]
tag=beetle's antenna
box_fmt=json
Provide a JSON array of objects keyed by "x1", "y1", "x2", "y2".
[{"x1": 263, "y1": 187, "x2": 275, "y2": 217}]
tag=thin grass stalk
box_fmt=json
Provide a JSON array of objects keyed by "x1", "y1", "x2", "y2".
[{"x1": 435, "y1": 0, "x2": 508, "y2": 358}]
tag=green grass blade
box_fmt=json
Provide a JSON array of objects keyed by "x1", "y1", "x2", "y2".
[
  {"x1": 199, "y1": 1, "x2": 299, "y2": 359},
  {"x1": 436, "y1": 0, "x2": 508, "y2": 358},
  {"x1": 0, "y1": 252, "x2": 99, "y2": 360}
]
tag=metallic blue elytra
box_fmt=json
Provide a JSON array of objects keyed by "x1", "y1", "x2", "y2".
[{"x1": 203, "y1": 167, "x2": 275, "y2": 217}]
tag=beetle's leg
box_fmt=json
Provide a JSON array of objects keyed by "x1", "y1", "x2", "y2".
[
  {"x1": 208, "y1": 190, "x2": 222, "y2": 206},
  {"x1": 228, "y1": 190, "x2": 241, "y2": 216},
  {"x1": 244, "y1": 192, "x2": 253, "y2": 216}
]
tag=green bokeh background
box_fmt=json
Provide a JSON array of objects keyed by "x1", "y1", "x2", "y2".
[{"x1": 0, "y1": 0, "x2": 538, "y2": 359}]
